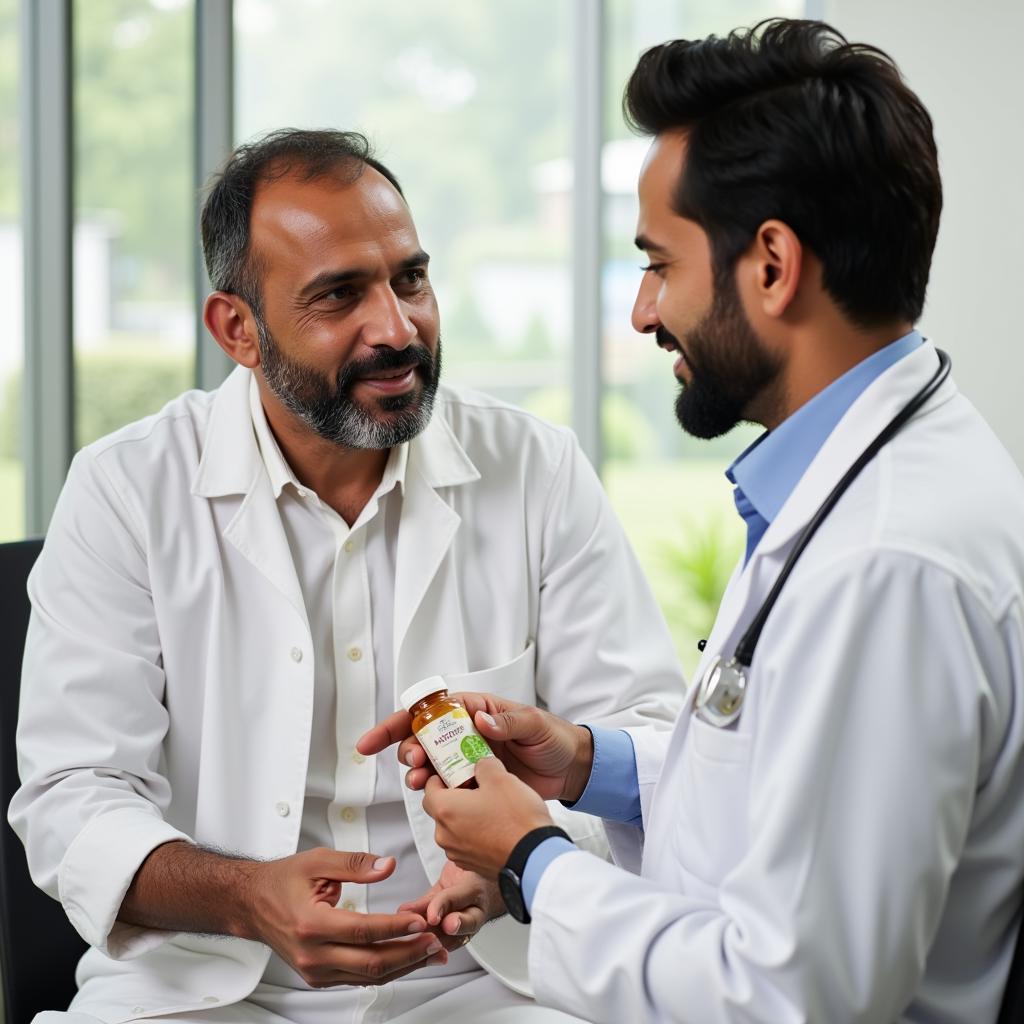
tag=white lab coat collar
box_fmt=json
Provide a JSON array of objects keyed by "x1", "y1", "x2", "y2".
[
  {"x1": 246, "y1": 373, "x2": 410, "y2": 503},
  {"x1": 188, "y1": 366, "x2": 481, "y2": 645},
  {"x1": 191, "y1": 366, "x2": 480, "y2": 499},
  {"x1": 755, "y1": 338, "x2": 955, "y2": 560}
]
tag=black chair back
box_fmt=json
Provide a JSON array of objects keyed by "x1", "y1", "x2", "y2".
[
  {"x1": 999, "y1": 908, "x2": 1024, "y2": 1023},
  {"x1": 0, "y1": 538, "x2": 86, "y2": 1023}
]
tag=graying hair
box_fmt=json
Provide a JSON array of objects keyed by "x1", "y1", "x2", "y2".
[{"x1": 199, "y1": 128, "x2": 404, "y2": 317}]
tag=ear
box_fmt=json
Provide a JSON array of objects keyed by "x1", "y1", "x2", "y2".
[
  {"x1": 741, "y1": 219, "x2": 803, "y2": 320},
  {"x1": 203, "y1": 292, "x2": 261, "y2": 369}
]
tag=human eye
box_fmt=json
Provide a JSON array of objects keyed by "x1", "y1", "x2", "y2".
[
  {"x1": 396, "y1": 267, "x2": 429, "y2": 293},
  {"x1": 399, "y1": 267, "x2": 428, "y2": 286},
  {"x1": 320, "y1": 284, "x2": 357, "y2": 303},
  {"x1": 639, "y1": 262, "x2": 666, "y2": 276}
]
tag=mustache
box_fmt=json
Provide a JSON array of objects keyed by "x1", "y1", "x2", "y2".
[
  {"x1": 655, "y1": 327, "x2": 681, "y2": 351},
  {"x1": 338, "y1": 343, "x2": 435, "y2": 390}
]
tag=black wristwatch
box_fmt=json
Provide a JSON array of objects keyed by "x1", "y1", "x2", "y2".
[{"x1": 497, "y1": 825, "x2": 572, "y2": 924}]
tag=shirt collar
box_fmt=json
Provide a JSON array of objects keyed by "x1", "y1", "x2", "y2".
[
  {"x1": 248, "y1": 373, "x2": 408, "y2": 504},
  {"x1": 726, "y1": 330, "x2": 923, "y2": 525}
]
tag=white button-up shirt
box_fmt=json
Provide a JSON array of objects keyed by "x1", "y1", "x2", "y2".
[{"x1": 248, "y1": 380, "x2": 477, "y2": 996}]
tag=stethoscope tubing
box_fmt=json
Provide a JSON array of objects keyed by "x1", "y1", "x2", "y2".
[{"x1": 732, "y1": 348, "x2": 952, "y2": 669}]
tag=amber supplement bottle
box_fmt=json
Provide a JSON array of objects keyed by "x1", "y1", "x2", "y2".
[{"x1": 400, "y1": 676, "x2": 494, "y2": 789}]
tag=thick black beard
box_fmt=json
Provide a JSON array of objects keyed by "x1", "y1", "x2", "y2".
[
  {"x1": 257, "y1": 320, "x2": 442, "y2": 450},
  {"x1": 672, "y1": 273, "x2": 781, "y2": 440}
]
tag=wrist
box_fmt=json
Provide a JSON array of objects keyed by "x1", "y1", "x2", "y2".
[
  {"x1": 226, "y1": 857, "x2": 266, "y2": 941},
  {"x1": 561, "y1": 724, "x2": 594, "y2": 804}
]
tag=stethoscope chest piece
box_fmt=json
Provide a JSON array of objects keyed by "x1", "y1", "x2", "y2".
[{"x1": 694, "y1": 655, "x2": 747, "y2": 728}]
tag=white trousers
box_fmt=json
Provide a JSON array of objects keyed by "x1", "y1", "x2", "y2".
[{"x1": 34, "y1": 973, "x2": 587, "y2": 1024}]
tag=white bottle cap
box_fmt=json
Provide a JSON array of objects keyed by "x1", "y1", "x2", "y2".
[{"x1": 400, "y1": 675, "x2": 448, "y2": 712}]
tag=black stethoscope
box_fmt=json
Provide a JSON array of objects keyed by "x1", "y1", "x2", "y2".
[{"x1": 695, "y1": 348, "x2": 952, "y2": 729}]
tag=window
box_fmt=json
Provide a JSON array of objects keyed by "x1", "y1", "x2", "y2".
[
  {"x1": 602, "y1": 0, "x2": 802, "y2": 673},
  {"x1": 0, "y1": 0, "x2": 21, "y2": 541},
  {"x1": 236, "y1": 0, "x2": 572, "y2": 424},
  {"x1": 73, "y1": 0, "x2": 195, "y2": 450}
]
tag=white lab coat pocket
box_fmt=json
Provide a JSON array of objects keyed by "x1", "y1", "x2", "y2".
[
  {"x1": 443, "y1": 641, "x2": 537, "y2": 704},
  {"x1": 673, "y1": 713, "x2": 752, "y2": 888}
]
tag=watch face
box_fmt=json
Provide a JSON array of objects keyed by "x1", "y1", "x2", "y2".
[{"x1": 498, "y1": 867, "x2": 529, "y2": 924}]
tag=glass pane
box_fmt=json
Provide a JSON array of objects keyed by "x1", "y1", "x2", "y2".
[
  {"x1": 602, "y1": 0, "x2": 804, "y2": 676},
  {"x1": 235, "y1": 0, "x2": 572, "y2": 422},
  {"x1": 0, "y1": 0, "x2": 22, "y2": 541},
  {"x1": 73, "y1": 0, "x2": 195, "y2": 450}
]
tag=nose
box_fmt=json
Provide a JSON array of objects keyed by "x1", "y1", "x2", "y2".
[
  {"x1": 631, "y1": 272, "x2": 660, "y2": 335},
  {"x1": 362, "y1": 284, "x2": 417, "y2": 349}
]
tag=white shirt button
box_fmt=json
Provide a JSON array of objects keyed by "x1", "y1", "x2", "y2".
[
  {"x1": 347, "y1": 646, "x2": 362, "y2": 662},
  {"x1": 202, "y1": 996, "x2": 219, "y2": 1004},
  {"x1": 275, "y1": 801, "x2": 290, "y2": 817},
  {"x1": 341, "y1": 899, "x2": 356, "y2": 911},
  {"x1": 340, "y1": 806, "x2": 356, "y2": 823},
  {"x1": 132, "y1": 1009, "x2": 145, "y2": 1016},
  {"x1": 352, "y1": 751, "x2": 366, "y2": 764},
  {"x1": 290, "y1": 646, "x2": 303, "y2": 663},
  {"x1": 343, "y1": 540, "x2": 355, "y2": 553}
]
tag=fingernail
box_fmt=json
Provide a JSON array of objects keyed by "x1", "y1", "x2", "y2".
[
  {"x1": 372, "y1": 857, "x2": 391, "y2": 871},
  {"x1": 407, "y1": 920, "x2": 425, "y2": 933},
  {"x1": 405, "y1": 752, "x2": 417, "y2": 767},
  {"x1": 426, "y1": 939, "x2": 443, "y2": 955},
  {"x1": 479, "y1": 712, "x2": 496, "y2": 729}
]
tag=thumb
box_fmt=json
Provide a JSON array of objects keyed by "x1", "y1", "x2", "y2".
[
  {"x1": 475, "y1": 707, "x2": 539, "y2": 743},
  {"x1": 308, "y1": 849, "x2": 396, "y2": 883}
]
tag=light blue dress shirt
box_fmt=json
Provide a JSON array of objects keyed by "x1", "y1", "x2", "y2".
[{"x1": 521, "y1": 330, "x2": 924, "y2": 914}]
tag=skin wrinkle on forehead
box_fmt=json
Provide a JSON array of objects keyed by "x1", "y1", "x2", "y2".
[{"x1": 251, "y1": 170, "x2": 419, "y2": 309}]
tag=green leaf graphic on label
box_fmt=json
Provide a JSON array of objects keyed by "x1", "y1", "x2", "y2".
[{"x1": 460, "y1": 734, "x2": 490, "y2": 763}]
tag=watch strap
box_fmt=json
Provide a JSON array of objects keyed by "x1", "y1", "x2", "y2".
[{"x1": 503, "y1": 825, "x2": 572, "y2": 879}]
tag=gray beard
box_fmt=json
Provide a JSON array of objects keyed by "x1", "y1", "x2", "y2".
[{"x1": 256, "y1": 317, "x2": 441, "y2": 450}]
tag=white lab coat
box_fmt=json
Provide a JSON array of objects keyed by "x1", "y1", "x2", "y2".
[
  {"x1": 9, "y1": 367, "x2": 683, "y2": 1022},
  {"x1": 528, "y1": 341, "x2": 1024, "y2": 1023}
]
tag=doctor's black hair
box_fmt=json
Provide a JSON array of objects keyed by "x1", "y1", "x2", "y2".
[
  {"x1": 200, "y1": 128, "x2": 404, "y2": 318},
  {"x1": 624, "y1": 19, "x2": 941, "y2": 328}
]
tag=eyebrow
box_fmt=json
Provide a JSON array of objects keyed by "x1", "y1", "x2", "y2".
[
  {"x1": 634, "y1": 234, "x2": 669, "y2": 255},
  {"x1": 298, "y1": 250, "x2": 431, "y2": 299}
]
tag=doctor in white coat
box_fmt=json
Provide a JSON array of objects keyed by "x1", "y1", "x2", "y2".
[
  {"x1": 9, "y1": 129, "x2": 683, "y2": 1022},
  {"x1": 378, "y1": 20, "x2": 1024, "y2": 1024}
]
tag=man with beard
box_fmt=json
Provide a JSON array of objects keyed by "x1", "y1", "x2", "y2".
[
  {"x1": 365, "y1": 19, "x2": 1024, "y2": 1024},
  {"x1": 10, "y1": 129, "x2": 683, "y2": 1023}
]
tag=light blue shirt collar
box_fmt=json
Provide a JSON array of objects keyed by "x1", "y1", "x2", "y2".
[{"x1": 726, "y1": 330, "x2": 923, "y2": 528}]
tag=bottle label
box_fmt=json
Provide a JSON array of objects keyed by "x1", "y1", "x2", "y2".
[{"x1": 416, "y1": 708, "x2": 493, "y2": 788}]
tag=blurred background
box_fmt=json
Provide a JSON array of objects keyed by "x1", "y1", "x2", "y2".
[{"x1": 1, "y1": 0, "x2": 1021, "y2": 677}]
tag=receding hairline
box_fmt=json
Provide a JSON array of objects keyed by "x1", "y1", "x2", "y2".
[
  {"x1": 244, "y1": 159, "x2": 416, "y2": 293},
  {"x1": 249, "y1": 153, "x2": 406, "y2": 205}
]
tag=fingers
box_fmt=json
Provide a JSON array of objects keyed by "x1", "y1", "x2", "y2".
[
  {"x1": 425, "y1": 889, "x2": 485, "y2": 932},
  {"x1": 442, "y1": 904, "x2": 486, "y2": 936},
  {"x1": 356, "y1": 710, "x2": 413, "y2": 756},
  {"x1": 302, "y1": 848, "x2": 397, "y2": 883},
  {"x1": 404, "y1": 765, "x2": 433, "y2": 791},
  {"x1": 396, "y1": 895, "x2": 431, "y2": 916},
  {"x1": 473, "y1": 705, "x2": 544, "y2": 745},
  {"x1": 471, "y1": 755, "x2": 507, "y2": 783},
  {"x1": 312, "y1": 902, "x2": 428, "y2": 942},
  {"x1": 421, "y1": 773, "x2": 447, "y2": 818},
  {"x1": 299, "y1": 933, "x2": 448, "y2": 988}
]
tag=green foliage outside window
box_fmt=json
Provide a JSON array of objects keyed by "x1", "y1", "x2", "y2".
[{"x1": 0, "y1": 347, "x2": 193, "y2": 458}]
